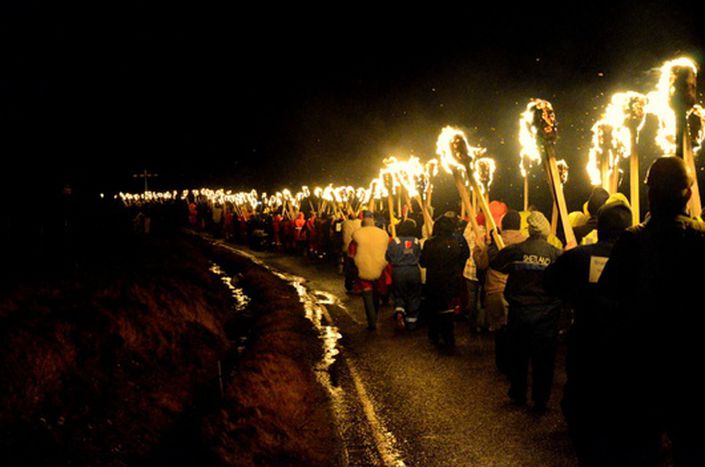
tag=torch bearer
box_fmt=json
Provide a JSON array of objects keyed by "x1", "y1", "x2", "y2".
[
  {"x1": 382, "y1": 171, "x2": 396, "y2": 237},
  {"x1": 522, "y1": 99, "x2": 577, "y2": 248},
  {"x1": 669, "y1": 59, "x2": 702, "y2": 217},
  {"x1": 436, "y1": 127, "x2": 504, "y2": 249}
]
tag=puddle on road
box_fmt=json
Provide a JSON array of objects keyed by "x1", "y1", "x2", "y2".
[
  {"x1": 269, "y1": 270, "x2": 343, "y2": 374},
  {"x1": 209, "y1": 261, "x2": 253, "y2": 356},
  {"x1": 209, "y1": 263, "x2": 250, "y2": 312},
  {"x1": 209, "y1": 241, "x2": 343, "y2": 380}
]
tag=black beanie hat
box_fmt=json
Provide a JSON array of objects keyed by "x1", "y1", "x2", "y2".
[
  {"x1": 597, "y1": 201, "x2": 632, "y2": 239},
  {"x1": 501, "y1": 210, "x2": 521, "y2": 231},
  {"x1": 587, "y1": 187, "x2": 610, "y2": 216}
]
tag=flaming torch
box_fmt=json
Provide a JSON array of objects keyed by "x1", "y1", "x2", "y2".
[
  {"x1": 521, "y1": 99, "x2": 577, "y2": 248},
  {"x1": 519, "y1": 115, "x2": 542, "y2": 211},
  {"x1": 587, "y1": 121, "x2": 617, "y2": 192},
  {"x1": 610, "y1": 92, "x2": 648, "y2": 224},
  {"x1": 475, "y1": 157, "x2": 496, "y2": 206},
  {"x1": 436, "y1": 126, "x2": 504, "y2": 248},
  {"x1": 423, "y1": 159, "x2": 439, "y2": 217},
  {"x1": 589, "y1": 92, "x2": 646, "y2": 213},
  {"x1": 382, "y1": 171, "x2": 396, "y2": 237},
  {"x1": 670, "y1": 59, "x2": 701, "y2": 217},
  {"x1": 647, "y1": 57, "x2": 701, "y2": 216}
]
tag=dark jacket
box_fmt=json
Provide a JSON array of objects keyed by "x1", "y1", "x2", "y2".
[
  {"x1": 545, "y1": 240, "x2": 615, "y2": 330},
  {"x1": 420, "y1": 234, "x2": 469, "y2": 310},
  {"x1": 491, "y1": 236, "x2": 561, "y2": 309},
  {"x1": 544, "y1": 240, "x2": 616, "y2": 384},
  {"x1": 599, "y1": 214, "x2": 705, "y2": 409}
]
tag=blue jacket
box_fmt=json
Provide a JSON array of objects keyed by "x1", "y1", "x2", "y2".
[{"x1": 386, "y1": 236, "x2": 421, "y2": 268}]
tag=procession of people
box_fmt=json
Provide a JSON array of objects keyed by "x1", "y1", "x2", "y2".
[{"x1": 113, "y1": 55, "x2": 705, "y2": 466}]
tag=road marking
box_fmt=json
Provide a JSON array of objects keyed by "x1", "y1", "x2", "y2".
[{"x1": 346, "y1": 360, "x2": 406, "y2": 467}]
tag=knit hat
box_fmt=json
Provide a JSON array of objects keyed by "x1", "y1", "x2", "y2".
[
  {"x1": 501, "y1": 209, "x2": 521, "y2": 231},
  {"x1": 587, "y1": 187, "x2": 610, "y2": 216},
  {"x1": 597, "y1": 201, "x2": 632, "y2": 239},
  {"x1": 527, "y1": 211, "x2": 550, "y2": 238}
]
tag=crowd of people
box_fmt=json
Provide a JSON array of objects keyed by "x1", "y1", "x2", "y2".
[{"x1": 121, "y1": 156, "x2": 705, "y2": 466}]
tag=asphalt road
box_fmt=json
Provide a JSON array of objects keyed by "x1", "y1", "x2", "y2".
[{"x1": 222, "y1": 244, "x2": 578, "y2": 467}]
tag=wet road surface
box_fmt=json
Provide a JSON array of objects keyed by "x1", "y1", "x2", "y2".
[{"x1": 210, "y1": 241, "x2": 578, "y2": 466}]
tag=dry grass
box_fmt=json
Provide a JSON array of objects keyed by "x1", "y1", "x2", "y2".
[{"x1": 0, "y1": 235, "x2": 341, "y2": 466}]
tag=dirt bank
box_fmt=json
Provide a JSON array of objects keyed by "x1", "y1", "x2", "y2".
[
  {"x1": 199, "y1": 239, "x2": 342, "y2": 467},
  {"x1": 0, "y1": 233, "x2": 341, "y2": 466}
]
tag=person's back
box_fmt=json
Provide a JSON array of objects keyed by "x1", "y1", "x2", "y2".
[
  {"x1": 386, "y1": 220, "x2": 422, "y2": 329},
  {"x1": 351, "y1": 214, "x2": 390, "y2": 330},
  {"x1": 490, "y1": 211, "x2": 561, "y2": 410},
  {"x1": 602, "y1": 212, "x2": 705, "y2": 393},
  {"x1": 420, "y1": 216, "x2": 469, "y2": 350},
  {"x1": 421, "y1": 229, "x2": 468, "y2": 302},
  {"x1": 492, "y1": 236, "x2": 561, "y2": 310},
  {"x1": 544, "y1": 201, "x2": 631, "y2": 464},
  {"x1": 599, "y1": 156, "x2": 705, "y2": 465},
  {"x1": 352, "y1": 223, "x2": 389, "y2": 281}
]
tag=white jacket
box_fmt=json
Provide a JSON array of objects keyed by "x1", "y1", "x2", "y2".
[
  {"x1": 342, "y1": 219, "x2": 362, "y2": 252},
  {"x1": 352, "y1": 226, "x2": 389, "y2": 280}
]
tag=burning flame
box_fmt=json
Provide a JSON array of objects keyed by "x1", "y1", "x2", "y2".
[
  {"x1": 475, "y1": 157, "x2": 496, "y2": 193},
  {"x1": 381, "y1": 156, "x2": 425, "y2": 198},
  {"x1": 645, "y1": 56, "x2": 698, "y2": 156},
  {"x1": 688, "y1": 104, "x2": 705, "y2": 153},
  {"x1": 519, "y1": 99, "x2": 556, "y2": 177},
  {"x1": 436, "y1": 126, "x2": 486, "y2": 175}
]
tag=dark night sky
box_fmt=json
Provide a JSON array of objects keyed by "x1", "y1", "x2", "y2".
[{"x1": 2, "y1": 1, "x2": 704, "y2": 210}]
